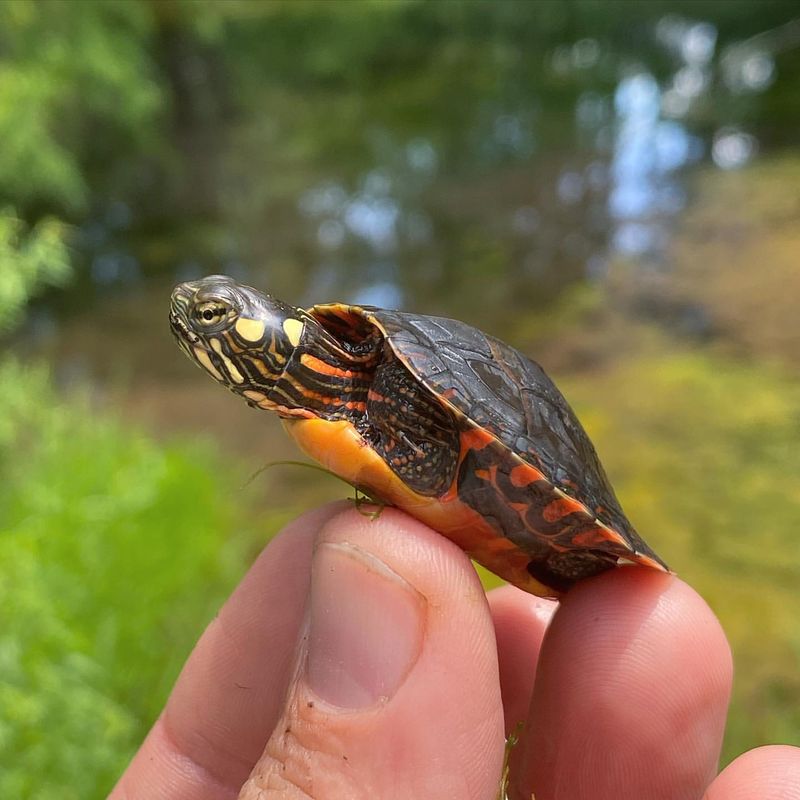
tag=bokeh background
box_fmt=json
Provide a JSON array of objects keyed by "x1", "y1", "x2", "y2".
[{"x1": 2, "y1": 1, "x2": 799, "y2": 795}]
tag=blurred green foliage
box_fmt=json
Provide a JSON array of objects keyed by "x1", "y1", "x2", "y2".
[
  {"x1": 656, "y1": 158, "x2": 800, "y2": 371},
  {"x1": 0, "y1": 0, "x2": 161, "y2": 214},
  {"x1": 0, "y1": 210, "x2": 71, "y2": 330},
  {"x1": 0, "y1": 359, "x2": 259, "y2": 797}
]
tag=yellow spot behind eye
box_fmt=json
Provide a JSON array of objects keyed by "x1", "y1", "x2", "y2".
[
  {"x1": 283, "y1": 317, "x2": 304, "y2": 347},
  {"x1": 235, "y1": 317, "x2": 266, "y2": 342},
  {"x1": 210, "y1": 338, "x2": 245, "y2": 384},
  {"x1": 194, "y1": 346, "x2": 224, "y2": 381}
]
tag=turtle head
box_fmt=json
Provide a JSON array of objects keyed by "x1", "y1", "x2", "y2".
[{"x1": 169, "y1": 275, "x2": 310, "y2": 413}]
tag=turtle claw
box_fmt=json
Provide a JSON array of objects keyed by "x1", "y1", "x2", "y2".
[{"x1": 352, "y1": 488, "x2": 385, "y2": 519}]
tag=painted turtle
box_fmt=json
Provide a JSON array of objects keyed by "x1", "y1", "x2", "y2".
[{"x1": 170, "y1": 275, "x2": 668, "y2": 597}]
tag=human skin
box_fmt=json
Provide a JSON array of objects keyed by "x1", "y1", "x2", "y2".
[{"x1": 110, "y1": 504, "x2": 800, "y2": 799}]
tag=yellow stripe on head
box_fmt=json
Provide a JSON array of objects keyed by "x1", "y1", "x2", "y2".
[
  {"x1": 210, "y1": 338, "x2": 245, "y2": 384},
  {"x1": 193, "y1": 346, "x2": 224, "y2": 381}
]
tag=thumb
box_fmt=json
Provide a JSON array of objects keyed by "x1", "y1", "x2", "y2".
[{"x1": 239, "y1": 507, "x2": 505, "y2": 800}]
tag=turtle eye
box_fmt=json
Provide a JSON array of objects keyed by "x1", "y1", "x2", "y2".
[{"x1": 195, "y1": 300, "x2": 231, "y2": 326}]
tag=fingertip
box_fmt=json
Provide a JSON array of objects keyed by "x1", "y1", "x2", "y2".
[
  {"x1": 707, "y1": 745, "x2": 800, "y2": 799},
  {"x1": 560, "y1": 569, "x2": 733, "y2": 692},
  {"x1": 317, "y1": 504, "x2": 489, "y2": 601},
  {"x1": 558, "y1": 569, "x2": 733, "y2": 734},
  {"x1": 514, "y1": 569, "x2": 733, "y2": 800}
]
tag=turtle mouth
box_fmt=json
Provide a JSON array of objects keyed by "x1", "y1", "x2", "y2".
[
  {"x1": 169, "y1": 306, "x2": 201, "y2": 347},
  {"x1": 169, "y1": 283, "x2": 202, "y2": 349}
]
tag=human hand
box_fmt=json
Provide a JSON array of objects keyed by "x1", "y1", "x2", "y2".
[{"x1": 111, "y1": 503, "x2": 800, "y2": 799}]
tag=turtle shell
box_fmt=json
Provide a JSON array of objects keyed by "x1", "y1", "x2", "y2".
[{"x1": 362, "y1": 308, "x2": 666, "y2": 574}]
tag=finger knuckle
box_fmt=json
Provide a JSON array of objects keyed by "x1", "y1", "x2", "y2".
[{"x1": 240, "y1": 703, "x2": 367, "y2": 800}]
